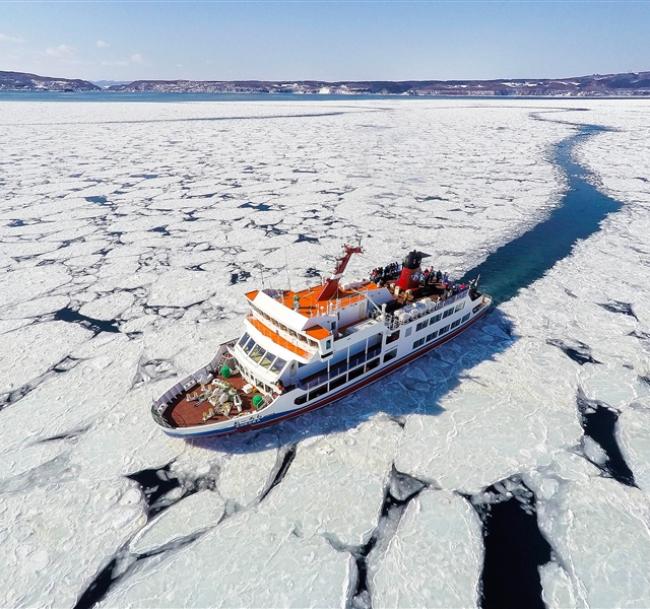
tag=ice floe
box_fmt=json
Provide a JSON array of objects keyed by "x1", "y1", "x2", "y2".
[{"x1": 1, "y1": 98, "x2": 650, "y2": 607}]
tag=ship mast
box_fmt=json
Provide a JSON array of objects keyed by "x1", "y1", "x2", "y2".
[{"x1": 316, "y1": 244, "x2": 362, "y2": 302}]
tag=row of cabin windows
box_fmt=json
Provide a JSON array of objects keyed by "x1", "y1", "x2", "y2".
[
  {"x1": 412, "y1": 300, "x2": 466, "y2": 333},
  {"x1": 409, "y1": 300, "x2": 468, "y2": 336},
  {"x1": 249, "y1": 303, "x2": 320, "y2": 349},
  {"x1": 299, "y1": 344, "x2": 382, "y2": 391},
  {"x1": 295, "y1": 311, "x2": 475, "y2": 407},
  {"x1": 295, "y1": 356, "x2": 381, "y2": 404},
  {"x1": 412, "y1": 311, "x2": 471, "y2": 350},
  {"x1": 237, "y1": 333, "x2": 287, "y2": 373},
  {"x1": 237, "y1": 361, "x2": 276, "y2": 396}
]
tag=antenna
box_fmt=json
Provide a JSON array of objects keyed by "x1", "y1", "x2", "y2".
[
  {"x1": 284, "y1": 247, "x2": 292, "y2": 292},
  {"x1": 259, "y1": 265, "x2": 266, "y2": 290}
]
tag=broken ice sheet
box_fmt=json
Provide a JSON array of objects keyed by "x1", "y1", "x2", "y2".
[
  {"x1": 0, "y1": 478, "x2": 145, "y2": 609},
  {"x1": 369, "y1": 489, "x2": 483, "y2": 608}
]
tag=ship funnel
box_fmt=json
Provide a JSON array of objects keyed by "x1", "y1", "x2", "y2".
[{"x1": 396, "y1": 250, "x2": 430, "y2": 291}]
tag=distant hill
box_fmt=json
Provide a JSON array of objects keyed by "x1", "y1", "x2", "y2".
[
  {"x1": 107, "y1": 72, "x2": 650, "y2": 96},
  {"x1": 92, "y1": 80, "x2": 131, "y2": 89},
  {"x1": 3, "y1": 69, "x2": 650, "y2": 96},
  {"x1": 0, "y1": 70, "x2": 100, "y2": 92}
]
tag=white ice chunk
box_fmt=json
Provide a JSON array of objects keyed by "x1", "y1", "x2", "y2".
[
  {"x1": 617, "y1": 402, "x2": 650, "y2": 492},
  {"x1": 0, "y1": 478, "x2": 146, "y2": 609},
  {"x1": 129, "y1": 490, "x2": 225, "y2": 555},
  {"x1": 524, "y1": 454, "x2": 650, "y2": 609},
  {"x1": 98, "y1": 504, "x2": 351, "y2": 608},
  {"x1": 369, "y1": 489, "x2": 483, "y2": 608}
]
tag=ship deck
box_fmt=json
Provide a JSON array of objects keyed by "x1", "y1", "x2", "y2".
[{"x1": 165, "y1": 371, "x2": 259, "y2": 428}]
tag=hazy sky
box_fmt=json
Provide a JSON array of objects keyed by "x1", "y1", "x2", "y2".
[{"x1": 2, "y1": 1, "x2": 649, "y2": 82}]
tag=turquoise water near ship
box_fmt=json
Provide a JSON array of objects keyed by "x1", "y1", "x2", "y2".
[{"x1": 462, "y1": 119, "x2": 621, "y2": 305}]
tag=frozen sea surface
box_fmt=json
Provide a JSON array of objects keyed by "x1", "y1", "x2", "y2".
[{"x1": 1, "y1": 99, "x2": 649, "y2": 608}]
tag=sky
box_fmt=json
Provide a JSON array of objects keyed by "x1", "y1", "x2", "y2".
[{"x1": 1, "y1": 1, "x2": 649, "y2": 82}]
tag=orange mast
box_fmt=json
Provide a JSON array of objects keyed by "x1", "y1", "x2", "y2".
[{"x1": 316, "y1": 244, "x2": 362, "y2": 301}]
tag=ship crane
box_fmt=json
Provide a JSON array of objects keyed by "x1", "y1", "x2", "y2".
[{"x1": 316, "y1": 244, "x2": 363, "y2": 301}]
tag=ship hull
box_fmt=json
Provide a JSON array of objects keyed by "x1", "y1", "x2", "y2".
[{"x1": 160, "y1": 301, "x2": 491, "y2": 438}]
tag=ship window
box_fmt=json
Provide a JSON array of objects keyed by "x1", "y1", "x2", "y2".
[
  {"x1": 249, "y1": 344, "x2": 266, "y2": 364},
  {"x1": 330, "y1": 376, "x2": 346, "y2": 390},
  {"x1": 366, "y1": 358, "x2": 379, "y2": 371},
  {"x1": 439, "y1": 324, "x2": 450, "y2": 335},
  {"x1": 455, "y1": 302, "x2": 465, "y2": 312},
  {"x1": 260, "y1": 353, "x2": 276, "y2": 369},
  {"x1": 329, "y1": 361, "x2": 348, "y2": 379},
  {"x1": 386, "y1": 330, "x2": 400, "y2": 344},
  {"x1": 426, "y1": 331, "x2": 438, "y2": 342},
  {"x1": 384, "y1": 349, "x2": 397, "y2": 363},
  {"x1": 416, "y1": 320, "x2": 428, "y2": 332},
  {"x1": 270, "y1": 357, "x2": 287, "y2": 373},
  {"x1": 238, "y1": 333, "x2": 250, "y2": 347},
  {"x1": 462, "y1": 313, "x2": 470, "y2": 323},
  {"x1": 413, "y1": 338, "x2": 425, "y2": 349},
  {"x1": 309, "y1": 385, "x2": 328, "y2": 400},
  {"x1": 431, "y1": 313, "x2": 441, "y2": 324},
  {"x1": 241, "y1": 338, "x2": 255, "y2": 354},
  {"x1": 348, "y1": 366, "x2": 364, "y2": 380},
  {"x1": 405, "y1": 327, "x2": 412, "y2": 337},
  {"x1": 295, "y1": 394, "x2": 308, "y2": 405},
  {"x1": 442, "y1": 307, "x2": 454, "y2": 319},
  {"x1": 450, "y1": 319, "x2": 461, "y2": 329},
  {"x1": 325, "y1": 339, "x2": 332, "y2": 350}
]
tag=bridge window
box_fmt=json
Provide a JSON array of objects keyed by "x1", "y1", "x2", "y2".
[{"x1": 270, "y1": 356, "x2": 287, "y2": 373}]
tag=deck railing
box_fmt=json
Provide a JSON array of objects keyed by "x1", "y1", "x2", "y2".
[
  {"x1": 151, "y1": 341, "x2": 232, "y2": 425},
  {"x1": 382, "y1": 288, "x2": 469, "y2": 331}
]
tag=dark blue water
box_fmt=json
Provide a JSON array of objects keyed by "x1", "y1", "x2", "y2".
[
  {"x1": 0, "y1": 91, "x2": 409, "y2": 103},
  {"x1": 0, "y1": 91, "x2": 640, "y2": 103},
  {"x1": 462, "y1": 121, "x2": 621, "y2": 305}
]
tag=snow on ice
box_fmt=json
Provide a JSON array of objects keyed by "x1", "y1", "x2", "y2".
[{"x1": 1, "y1": 99, "x2": 650, "y2": 608}]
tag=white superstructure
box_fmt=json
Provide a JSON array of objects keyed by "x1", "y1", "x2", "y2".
[{"x1": 152, "y1": 245, "x2": 492, "y2": 437}]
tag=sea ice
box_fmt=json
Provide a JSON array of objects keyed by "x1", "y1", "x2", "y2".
[
  {"x1": 369, "y1": 489, "x2": 483, "y2": 608},
  {"x1": 2, "y1": 98, "x2": 650, "y2": 607}
]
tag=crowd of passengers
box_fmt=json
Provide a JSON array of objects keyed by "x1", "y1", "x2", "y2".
[
  {"x1": 370, "y1": 264, "x2": 469, "y2": 293},
  {"x1": 370, "y1": 261, "x2": 402, "y2": 282}
]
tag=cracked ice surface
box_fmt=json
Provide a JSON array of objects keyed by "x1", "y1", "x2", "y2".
[
  {"x1": 2, "y1": 99, "x2": 650, "y2": 607},
  {"x1": 369, "y1": 489, "x2": 483, "y2": 608},
  {"x1": 0, "y1": 478, "x2": 145, "y2": 609}
]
